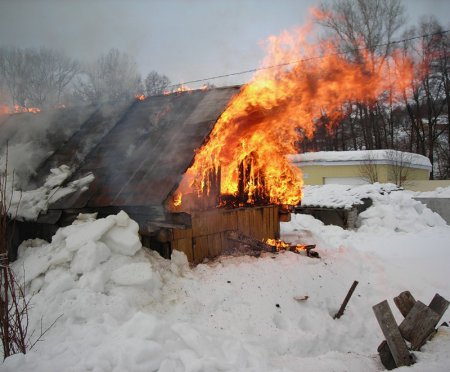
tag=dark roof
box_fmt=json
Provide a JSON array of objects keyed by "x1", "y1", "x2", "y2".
[{"x1": 40, "y1": 86, "x2": 240, "y2": 211}]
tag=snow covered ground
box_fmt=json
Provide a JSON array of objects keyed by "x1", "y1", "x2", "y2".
[{"x1": 2, "y1": 185, "x2": 450, "y2": 372}]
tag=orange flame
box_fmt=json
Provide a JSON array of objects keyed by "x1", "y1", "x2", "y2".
[
  {"x1": 12, "y1": 105, "x2": 41, "y2": 114},
  {"x1": 135, "y1": 94, "x2": 145, "y2": 101},
  {"x1": 174, "y1": 25, "x2": 413, "y2": 210}
]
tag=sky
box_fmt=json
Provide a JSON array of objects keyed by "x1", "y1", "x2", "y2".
[{"x1": 0, "y1": 0, "x2": 449, "y2": 88}]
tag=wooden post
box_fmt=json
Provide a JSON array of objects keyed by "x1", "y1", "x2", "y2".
[
  {"x1": 398, "y1": 300, "x2": 440, "y2": 350},
  {"x1": 333, "y1": 280, "x2": 359, "y2": 319},
  {"x1": 373, "y1": 300, "x2": 412, "y2": 367},
  {"x1": 394, "y1": 291, "x2": 416, "y2": 317}
]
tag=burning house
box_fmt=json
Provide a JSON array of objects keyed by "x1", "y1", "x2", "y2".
[
  {"x1": 3, "y1": 86, "x2": 288, "y2": 263},
  {"x1": 2, "y1": 28, "x2": 415, "y2": 263}
]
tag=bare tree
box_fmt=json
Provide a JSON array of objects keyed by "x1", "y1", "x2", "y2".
[
  {"x1": 144, "y1": 71, "x2": 170, "y2": 96},
  {"x1": 74, "y1": 48, "x2": 142, "y2": 103},
  {"x1": 315, "y1": 0, "x2": 406, "y2": 150},
  {"x1": 0, "y1": 150, "x2": 29, "y2": 359},
  {"x1": 0, "y1": 47, "x2": 79, "y2": 108},
  {"x1": 386, "y1": 149, "x2": 413, "y2": 186},
  {"x1": 359, "y1": 150, "x2": 379, "y2": 183}
]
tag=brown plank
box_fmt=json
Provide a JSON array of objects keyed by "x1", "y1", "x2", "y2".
[
  {"x1": 372, "y1": 300, "x2": 412, "y2": 367},
  {"x1": 399, "y1": 300, "x2": 440, "y2": 350},
  {"x1": 173, "y1": 238, "x2": 193, "y2": 262},
  {"x1": 377, "y1": 340, "x2": 397, "y2": 371},
  {"x1": 428, "y1": 293, "x2": 449, "y2": 319},
  {"x1": 394, "y1": 291, "x2": 417, "y2": 317},
  {"x1": 193, "y1": 236, "x2": 209, "y2": 264},
  {"x1": 173, "y1": 228, "x2": 193, "y2": 240},
  {"x1": 207, "y1": 233, "x2": 222, "y2": 258}
]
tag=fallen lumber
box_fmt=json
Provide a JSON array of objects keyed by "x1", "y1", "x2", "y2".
[
  {"x1": 226, "y1": 230, "x2": 273, "y2": 252},
  {"x1": 428, "y1": 293, "x2": 449, "y2": 319},
  {"x1": 399, "y1": 300, "x2": 440, "y2": 350},
  {"x1": 394, "y1": 291, "x2": 416, "y2": 317},
  {"x1": 377, "y1": 340, "x2": 397, "y2": 371},
  {"x1": 334, "y1": 280, "x2": 359, "y2": 319},
  {"x1": 373, "y1": 300, "x2": 413, "y2": 368}
]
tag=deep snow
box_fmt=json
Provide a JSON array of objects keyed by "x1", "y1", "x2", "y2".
[{"x1": 1, "y1": 186, "x2": 450, "y2": 372}]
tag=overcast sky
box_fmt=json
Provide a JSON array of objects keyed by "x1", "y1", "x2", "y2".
[{"x1": 1, "y1": 0, "x2": 449, "y2": 88}]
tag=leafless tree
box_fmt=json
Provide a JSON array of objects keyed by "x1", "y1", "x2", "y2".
[
  {"x1": 0, "y1": 47, "x2": 79, "y2": 108},
  {"x1": 74, "y1": 48, "x2": 142, "y2": 103},
  {"x1": 359, "y1": 150, "x2": 379, "y2": 183},
  {"x1": 315, "y1": 0, "x2": 406, "y2": 151},
  {"x1": 144, "y1": 71, "x2": 170, "y2": 96},
  {"x1": 386, "y1": 149, "x2": 413, "y2": 186},
  {"x1": 0, "y1": 149, "x2": 29, "y2": 359}
]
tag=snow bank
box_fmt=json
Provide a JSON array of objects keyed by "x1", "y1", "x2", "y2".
[
  {"x1": 301, "y1": 183, "x2": 399, "y2": 208},
  {"x1": 414, "y1": 185, "x2": 450, "y2": 198},
  {"x1": 3, "y1": 189, "x2": 450, "y2": 371}
]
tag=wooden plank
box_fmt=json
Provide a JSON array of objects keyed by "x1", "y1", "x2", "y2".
[
  {"x1": 207, "y1": 233, "x2": 222, "y2": 258},
  {"x1": 399, "y1": 300, "x2": 440, "y2": 350},
  {"x1": 173, "y1": 227, "x2": 193, "y2": 240},
  {"x1": 394, "y1": 291, "x2": 416, "y2": 317},
  {"x1": 192, "y1": 236, "x2": 209, "y2": 264},
  {"x1": 428, "y1": 293, "x2": 449, "y2": 319},
  {"x1": 173, "y1": 238, "x2": 193, "y2": 262},
  {"x1": 273, "y1": 206, "x2": 280, "y2": 239},
  {"x1": 372, "y1": 300, "x2": 412, "y2": 367}
]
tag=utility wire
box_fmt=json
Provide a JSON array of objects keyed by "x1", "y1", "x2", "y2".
[{"x1": 167, "y1": 29, "x2": 450, "y2": 89}]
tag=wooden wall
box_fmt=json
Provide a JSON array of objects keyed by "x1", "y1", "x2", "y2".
[{"x1": 171, "y1": 205, "x2": 279, "y2": 264}]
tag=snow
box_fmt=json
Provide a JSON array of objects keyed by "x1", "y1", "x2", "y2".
[
  {"x1": 5, "y1": 165, "x2": 94, "y2": 221},
  {"x1": 301, "y1": 182, "x2": 400, "y2": 208},
  {"x1": 289, "y1": 150, "x2": 432, "y2": 169},
  {"x1": 2, "y1": 186, "x2": 450, "y2": 371},
  {"x1": 414, "y1": 185, "x2": 450, "y2": 198}
]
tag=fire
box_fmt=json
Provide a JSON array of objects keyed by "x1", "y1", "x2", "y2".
[
  {"x1": 173, "y1": 192, "x2": 182, "y2": 207},
  {"x1": 13, "y1": 105, "x2": 41, "y2": 114},
  {"x1": 135, "y1": 94, "x2": 145, "y2": 101},
  {"x1": 174, "y1": 24, "x2": 413, "y2": 210}
]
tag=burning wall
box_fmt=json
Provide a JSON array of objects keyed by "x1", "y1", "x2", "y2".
[{"x1": 173, "y1": 26, "x2": 413, "y2": 211}]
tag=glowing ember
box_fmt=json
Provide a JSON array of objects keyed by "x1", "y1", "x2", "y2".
[
  {"x1": 135, "y1": 94, "x2": 145, "y2": 101},
  {"x1": 174, "y1": 24, "x2": 413, "y2": 210},
  {"x1": 12, "y1": 105, "x2": 41, "y2": 114}
]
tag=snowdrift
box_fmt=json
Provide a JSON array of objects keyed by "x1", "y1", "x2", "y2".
[{"x1": 2, "y1": 187, "x2": 449, "y2": 371}]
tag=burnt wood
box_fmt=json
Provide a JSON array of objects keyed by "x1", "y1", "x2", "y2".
[
  {"x1": 373, "y1": 300, "x2": 412, "y2": 368},
  {"x1": 226, "y1": 230, "x2": 273, "y2": 252},
  {"x1": 398, "y1": 300, "x2": 440, "y2": 350},
  {"x1": 394, "y1": 291, "x2": 417, "y2": 317}
]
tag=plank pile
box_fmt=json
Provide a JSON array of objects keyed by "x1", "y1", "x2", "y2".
[{"x1": 373, "y1": 291, "x2": 449, "y2": 370}]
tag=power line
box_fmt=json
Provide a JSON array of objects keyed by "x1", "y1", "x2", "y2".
[{"x1": 167, "y1": 29, "x2": 450, "y2": 89}]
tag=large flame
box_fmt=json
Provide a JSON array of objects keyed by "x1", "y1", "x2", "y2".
[{"x1": 174, "y1": 25, "x2": 413, "y2": 210}]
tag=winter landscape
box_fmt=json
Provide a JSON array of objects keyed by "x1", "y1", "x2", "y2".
[
  {"x1": 0, "y1": 184, "x2": 448, "y2": 372},
  {"x1": 1, "y1": 1, "x2": 450, "y2": 371}
]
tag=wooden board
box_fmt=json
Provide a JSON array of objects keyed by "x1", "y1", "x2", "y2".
[
  {"x1": 373, "y1": 300, "x2": 412, "y2": 367},
  {"x1": 172, "y1": 238, "x2": 193, "y2": 262},
  {"x1": 398, "y1": 300, "x2": 440, "y2": 350}
]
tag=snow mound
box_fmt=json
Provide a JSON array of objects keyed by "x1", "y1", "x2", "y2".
[
  {"x1": 302, "y1": 183, "x2": 399, "y2": 209},
  {"x1": 414, "y1": 185, "x2": 450, "y2": 198}
]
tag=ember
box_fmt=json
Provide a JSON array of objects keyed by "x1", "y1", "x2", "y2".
[{"x1": 135, "y1": 94, "x2": 145, "y2": 101}]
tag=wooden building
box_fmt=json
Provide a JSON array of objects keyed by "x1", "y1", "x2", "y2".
[{"x1": 2, "y1": 86, "x2": 281, "y2": 263}]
